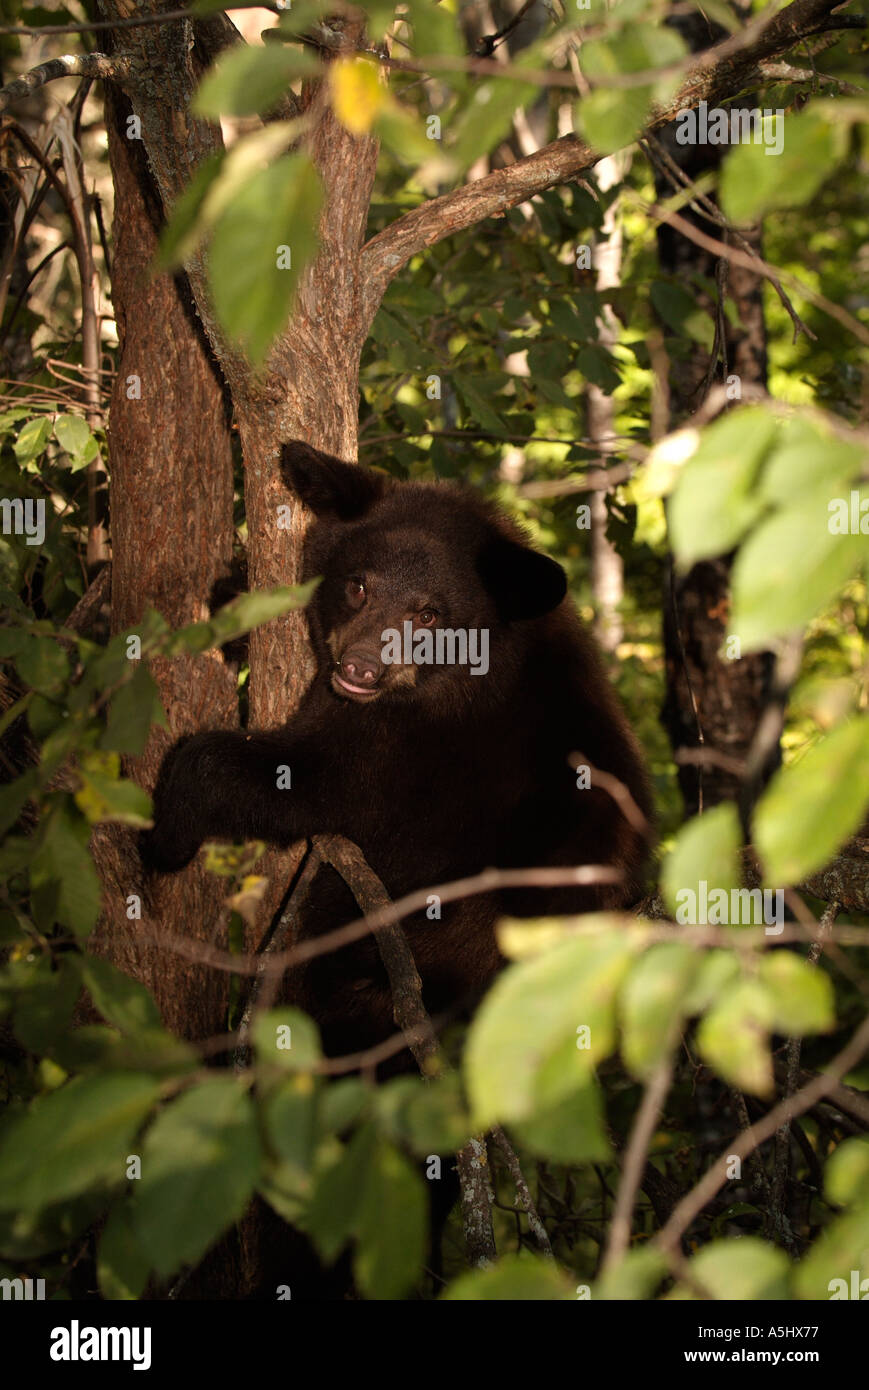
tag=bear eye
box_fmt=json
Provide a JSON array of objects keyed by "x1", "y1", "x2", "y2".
[
  {"x1": 418, "y1": 608, "x2": 438, "y2": 627},
  {"x1": 346, "y1": 578, "x2": 366, "y2": 607}
]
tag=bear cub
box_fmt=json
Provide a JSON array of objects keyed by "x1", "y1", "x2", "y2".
[{"x1": 143, "y1": 441, "x2": 653, "y2": 1058}]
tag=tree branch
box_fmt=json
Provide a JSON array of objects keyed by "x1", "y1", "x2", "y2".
[
  {"x1": 602, "y1": 1051, "x2": 675, "y2": 1274},
  {"x1": 0, "y1": 53, "x2": 131, "y2": 113},
  {"x1": 656, "y1": 1013, "x2": 869, "y2": 1254},
  {"x1": 359, "y1": 0, "x2": 860, "y2": 327}
]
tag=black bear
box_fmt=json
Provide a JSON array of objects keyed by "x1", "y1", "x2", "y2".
[{"x1": 142, "y1": 441, "x2": 652, "y2": 1059}]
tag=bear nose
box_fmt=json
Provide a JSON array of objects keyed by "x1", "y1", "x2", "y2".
[{"x1": 339, "y1": 649, "x2": 382, "y2": 686}]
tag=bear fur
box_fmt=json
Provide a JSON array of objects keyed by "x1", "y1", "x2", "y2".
[{"x1": 142, "y1": 441, "x2": 653, "y2": 1060}]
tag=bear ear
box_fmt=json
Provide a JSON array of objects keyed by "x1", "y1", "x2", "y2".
[
  {"x1": 281, "y1": 441, "x2": 386, "y2": 520},
  {"x1": 477, "y1": 535, "x2": 567, "y2": 621}
]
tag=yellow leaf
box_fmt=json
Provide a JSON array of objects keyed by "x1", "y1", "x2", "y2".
[{"x1": 331, "y1": 57, "x2": 385, "y2": 135}]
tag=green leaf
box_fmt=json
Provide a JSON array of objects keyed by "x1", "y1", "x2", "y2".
[
  {"x1": 30, "y1": 803, "x2": 102, "y2": 940},
  {"x1": 307, "y1": 1123, "x2": 376, "y2": 1263},
  {"x1": 407, "y1": 0, "x2": 464, "y2": 60},
  {"x1": 447, "y1": 76, "x2": 538, "y2": 176},
  {"x1": 209, "y1": 154, "x2": 323, "y2": 365},
  {"x1": 464, "y1": 932, "x2": 637, "y2": 1129},
  {"x1": 14, "y1": 635, "x2": 68, "y2": 693},
  {"x1": 97, "y1": 1201, "x2": 150, "y2": 1300},
  {"x1": 252, "y1": 1007, "x2": 321, "y2": 1072},
  {"x1": 202, "y1": 580, "x2": 318, "y2": 649},
  {"x1": 759, "y1": 420, "x2": 862, "y2": 503},
  {"x1": 696, "y1": 979, "x2": 773, "y2": 1095},
  {"x1": 823, "y1": 1139, "x2": 867, "y2": 1206},
  {"x1": 754, "y1": 720, "x2": 869, "y2": 883},
  {"x1": 578, "y1": 24, "x2": 685, "y2": 155},
  {"x1": 354, "y1": 1139, "x2": 426, "y2": 1300},
  {"x1": 667, "y1": 407, "x2": 777, "y2": 567},
  {"x1": 74, "y1": 768, "x2": 152, "y2": 827},
  {"x1": 195, "y1": 42, "x2": 319, "y2": 118},
  {"x1": 825, "y1": 1138, "x2": 869, "y2": 1207},
  {"x1": 376, "y1": 1073, "x2": 470, "y2": 1156},
  {"x1": 0, "y1": 1073, "x2": 160, "y2": 1213},
  {"x1": 101, "y1": 662, "x2": 167, "y2": 755},
  {"x1": 594, "y1": 1246, "x2": 668, "y2": 1300},
  {"x1": 443, "y1": 1254, "x2": 575, "y2": 1301},
  {"x1": 577, "y1": 86, "x2": 651, "y2": 155},
  {"x1": 620, "y1": 943, "x2": 698, "y2": 1078},
  {"x1": 720, "y1": 111, "x2": 842, "y2": 223},
  {"x1": 53, "y1": 413, "x2": 92, "y2": 459},
  {"x1": 794, "y1": 1206, "x2": 869, "y2": 1300},
  {"x1": 454, "y1": 376, "x2": 506, "y2": 434},
  {"x1": 730, "y1": 492, "x2": 866, "y2": 651},
  {"x1": 318, "y1": 1077, "x2": 368, "y2": 1136},
  {"x1": 133, "y1": 1078, "x2": 261, "y2": 1279},
  {"x1": 512, "y1": 1074, "x2": 610, "y2": 1164},
  {"x1": 649, "y1": 281, "x2": 714, "y2": 348},
  {"x1": 757, "y1": 952, "x2": 834, "y2": 1035},
  {"x1": 681, "y1": 949, "x2": 740, "y2": 1014},
  {"x1": 261, "y1": 1074, "x2": 317, "y2": 1177},
  {"x1": 157, "y1": 150, "x2": 224, "y2": 269},
  {"x1": 668, "y1": 1237, "x2": 789, "y2": 1299},
  {"x1": 10, "y1": 955, "x2": 81, "y2": 1052},
  {"x1": 72, "y1": 955, "x2": 162, "y2": 1035},
  {"x1": 13, "y1": 415, "x2": 51, "y2": 463},
  {"x1": 0, "y1": 408, "x2": 28, "y2": 434},
  {"x1": 661, "y1": 804, "x2": 742, "y2": 921},
  {"x1": 0, "y1": 768, "x2": 37, "y2": 837}
]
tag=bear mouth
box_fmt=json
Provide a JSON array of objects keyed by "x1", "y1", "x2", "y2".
[{"x1": 331, "y1": 671, "x2": 382, "y2": 702}]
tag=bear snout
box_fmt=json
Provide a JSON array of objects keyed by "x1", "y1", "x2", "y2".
[{"x1": 334, "y1": 646, "x2": 384, "y2": 699}]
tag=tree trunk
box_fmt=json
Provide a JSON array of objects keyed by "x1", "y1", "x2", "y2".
[
  {"x1": 587, "y1": 153, "x2": 626, "y2": 654},
  {"x1": 655, "y1": 12, "x2": 775, "y2": 816},
  {"x1": 86, "y1": 86, "x2": 238, "y2": 1042}
]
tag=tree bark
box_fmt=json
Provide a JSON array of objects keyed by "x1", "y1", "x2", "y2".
[
  {"x1": 655, "y1": 9, "x2": 775, "y2": 816},
  {"x1": 86, "y1": 84, "x2": 238, "y2": 1042}
]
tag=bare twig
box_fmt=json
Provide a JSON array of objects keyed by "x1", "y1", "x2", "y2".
[
  {"x1": 0, "y1": 8, "x2": 243, "y2": 36},
  {"x1": 643, "y1": 200, "x2": 869, "y2": 348},
  {"x1": 360, "y1": 0, "x2": 866, "y2": 326},
  {"x1": 0, "y1": 54, "x2": 131, "y2": 113},
  {"x1": 657, "y1": 1014, "x2": 869, "y2": 1254},
  {"x1": 769, "y1": 899, "x2": 840, "y2": 1239},
  {"x1": 313, "y1": 834, "x2": 440, "y2": 1070},
  {"x1": 602, "y1": 1052, "x2": 675, "y2": 1273},
  {"x1": 490, "y1": 1126, "x2": 553, "y2": 1257}
]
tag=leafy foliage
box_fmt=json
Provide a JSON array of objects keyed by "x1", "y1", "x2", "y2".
[{"x1": 0, "y1": 0, "x2": 867, "y2": 1305}]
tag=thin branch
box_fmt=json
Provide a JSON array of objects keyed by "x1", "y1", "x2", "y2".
[
  {"x1": 306, "y1": 835, "x2": 495, "y2": 1265},
  {"x1": 0, "y1": 8, "x2": 256, "y2": 36},
  {"x1": 135, "y1": 909, "x2": 869, "y2": 985},
  {"x1": 359, "y1": 0, "x2": 865, "y2": 325},
  {"x1": 642, "y1": 132, "x2": 817, "y2": 344},
  {"x1": 0, "y1": 54, "x2": 131, "y2": 113},
  {"x1": 313, "y1": 834, "x2": 440, "y2": 1071},
  {"x1": 644, "y1": 200, "x2": 869, "y2": 348},
  {"x1": 657, "y1": 1013, "x2": 869, "y2": 1254},
  {"x1": 253, "y1": 862, "x2": 621, "y2": 977},
  {"x1": 490, "y1": 1126, "x2": 553, "y2": 1257},
  {"x1": 602, "y1": 1051, "x2": 675, "y2": 1273},
  {"x1": 769, "y1": 900, "x2": 839, "y2": 1235},
  {"x1": 232, "y1": 844, "x2": 321, "y2": 1071}
]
